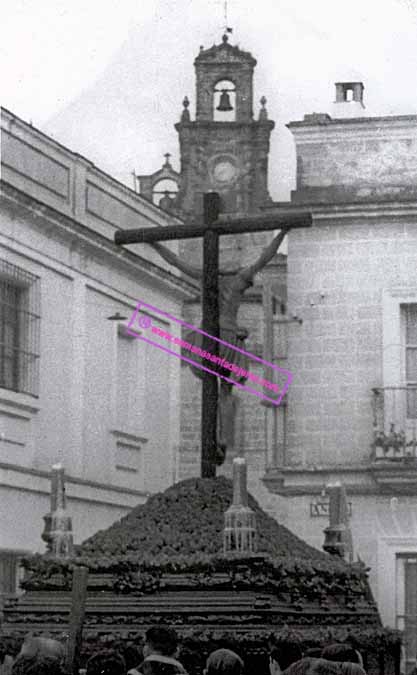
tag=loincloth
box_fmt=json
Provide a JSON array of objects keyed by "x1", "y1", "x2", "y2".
[{"x1": 181, "y1": 325, "x2": 249, "y2": 385}]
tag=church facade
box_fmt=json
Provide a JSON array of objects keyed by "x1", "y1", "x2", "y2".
[{"x1": 138, "y1": 33, "x2": 285, "y2": 505}]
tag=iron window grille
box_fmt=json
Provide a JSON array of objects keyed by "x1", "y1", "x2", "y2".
[
  {"x1": 0, "y1": 260, "x2": 40, "y2": 397},
  {"x1": 405, "y1": 304, "x2": 417, "y2": 419}
]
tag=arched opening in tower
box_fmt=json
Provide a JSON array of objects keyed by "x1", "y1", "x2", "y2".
[{"x1": 213, "y1": 79, "x2": 236, "y2": 122}]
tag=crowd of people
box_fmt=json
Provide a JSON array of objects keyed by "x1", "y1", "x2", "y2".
[{"x1": 0, "y1": 626, "x2": 369, "y2": 675}]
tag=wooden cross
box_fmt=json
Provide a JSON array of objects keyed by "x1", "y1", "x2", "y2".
[
  {"x1": 65, "y1": 566, "x2": 89, "y2": 675},
  {"x1": 115, "y1": 193, "x2": 311, "y2": 478}
]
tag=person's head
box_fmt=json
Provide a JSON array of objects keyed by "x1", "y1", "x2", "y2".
[
  {"x1": 17, "y1": 636, "x2": 65, "y2": 662},
  {"x1": 283, "y1": 658, "x2": 340, "y2": 675},
  {"x1": 205, "y1": 649, "x2": 244, "y2": 675},
  {"x1": 321, "y1": 645, "x2": 361, "y2": 665},
  {"x1": 86, "y1": 649, "x2": 126, "y2": 675},
  {"x1": 269, "y1": 640, "x2": 303, "y2": 675},
  {"x1": 338, "y1": 664, "x2": 366, "y2": 675},
  {"x1": 123, "y1": 644, "x2": 143, "y2": 670},
  {"x1": 304, "y1": 650, "x2": 323, "y2": 659},
  {"x1": 143, "y1": 627, "x2": 179, "y2": 658},
  {"x1": 12, "y1": 655, "x2": 67, "y2": 675}
]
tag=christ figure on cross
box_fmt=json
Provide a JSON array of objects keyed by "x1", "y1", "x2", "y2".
[{"x1": 149, "y1": 227, "x2": 288, "y2": 464}]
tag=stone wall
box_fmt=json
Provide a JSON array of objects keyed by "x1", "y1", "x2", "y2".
[
  {"x1": 288, "y1": 114, "x2": 417, "y2": 204},
  {"x1": 261, "y1": 111, "x2": 417, "y2": 628},
  {"x1": 285, "y1": 217, "x2": 417, "y2": 468}
]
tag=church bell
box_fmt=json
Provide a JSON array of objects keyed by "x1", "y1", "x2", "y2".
[{"x1": 217, "y1": 89, "x2": 233, "y2": 112}]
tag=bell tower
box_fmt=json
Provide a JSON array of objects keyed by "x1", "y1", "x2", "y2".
[
  {"x1": 175, "y1": 34, "x2": 275, "y2": 223},
  {"x1": 194, "y1": 33, "x2": 255, "y2": 122}
]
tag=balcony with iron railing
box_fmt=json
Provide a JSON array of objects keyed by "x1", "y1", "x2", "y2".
[{"x1": 371, "y1": 386, "x2": 417, "y2": 490}]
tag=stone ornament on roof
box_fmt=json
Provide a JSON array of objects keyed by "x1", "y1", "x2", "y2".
[
  {"x1": 181, "y1": 96, "x2": 191, "y2": 122},
  {"x1": 195, "y1": 33, "x2": 257, "y2": 66},
  {"x1": 259, "y1": 96, "x2": 268, "y2": 121}
]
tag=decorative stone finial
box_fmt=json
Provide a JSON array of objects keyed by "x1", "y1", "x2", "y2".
[
  {"x1": 223, "y1": 457, "x2": 257, "y2": 555},
  {"x1": 259, "y1": 96, "x2": 268, "y2": 121},
  {"x1": 222, "y1": 33, "x2": 229, "y2": 44},
  {"x1": 42, "y1": 464, "x2": 59, "y2": 551},
  {"x1": 49, "y1": 465, "x2": 74, "y2": 559},
  {"x1": 323, "y1": 482, "x2": 353, "y2": 562},
  {"x1": 181, "y1": 96, "x2": 190, "y2": 122},
  {"x1": 163, "y1": 152, "x2": 172, "y2": 167}
]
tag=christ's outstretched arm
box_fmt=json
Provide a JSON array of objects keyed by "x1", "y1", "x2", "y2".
[
  {"x1": 239, "y1": 228, "x2": 290, "y2": 282},
  {"x1": 149, "y1": 242, "x2": 202, "y2": 280}
]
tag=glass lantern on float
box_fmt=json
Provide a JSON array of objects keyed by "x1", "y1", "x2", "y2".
[{"x1": 223, "y1": 457, "x2": 257, "y2": 554}]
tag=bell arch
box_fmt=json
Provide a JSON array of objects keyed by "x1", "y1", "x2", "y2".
[
  {"x1": 152, "y1": 178, "x2": 178, "y2": 209},
  {"x1": 213, "y1": 79, "x2": 236, "y2": 122}
]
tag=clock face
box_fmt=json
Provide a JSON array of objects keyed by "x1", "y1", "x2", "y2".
[{"x1": 213, "y1": 160, "x2": 237, "y2": 184}]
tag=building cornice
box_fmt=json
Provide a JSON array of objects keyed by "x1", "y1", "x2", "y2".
[
  {"x1": 288, "y1": 113, "x2": 417, "y2": 135},
  {"x1": 1, "y1": 181, "x2": 198, "y2": 300},
  {"x1": 263, "y1": 462, "x2": 417, "y2": 496},
  {"x1": 1, "y1": 106, "x2": 180, "y2": 226},
  {"x1": 0, "y1": 461, "x2": 150, "y2": 509},
  {"x1": 267, "y1": 198, "x2": 417, "y2": 222},
  {"x1": 175, "y1": 120, "x2": 275, "y2": 132}
]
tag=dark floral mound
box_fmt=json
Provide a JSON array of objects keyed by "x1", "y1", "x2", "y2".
[
  {"x1": 80, "y1": 476, "x2": 330, "y2": 561},
  {"x1": 20, "y1": 477, "x2": 374, "y2": 604}
]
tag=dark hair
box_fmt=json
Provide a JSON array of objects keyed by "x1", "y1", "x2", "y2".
[
  {"x1": 284, "y1": 658, "x2": 340, "y2": 675},
  {"x1": 123, "y1": 644, "x2": 143, "y2": 670},
  {"x1": 12, "y1": 655, "x2": 67, "y2": 675},
  {"x1": 270, "y1": 640, "x2": 303, "y2": 671},
  {"x1": 321, "y1": 645, "x2": 361, "y2": 665},
  {"x1": 145, "y1": 626, "x2": 178, "y2": 657},
  {"x1": 141, "y1": 661, "x2": 182, "y2": 675},
  {"x1": 309, "y1": 660, "x2": 344, "y2": 675},
  {"x1": 339, "y1": 664, "x2": 366, "y2": 675},
  {"x1": 86, "y1": 649, "x2": 126, "y2": 675},
  {"x1": 206, "y1": 649, "x2": 244, "y2": 675},
  {"x1": 304, "y1": 650, "x2": 323, "y2": 659}
]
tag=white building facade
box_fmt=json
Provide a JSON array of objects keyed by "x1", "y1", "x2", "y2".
[
  {"x1": 0, "y1": 107, "x2": 196, "y2": 593},
  {"x1": 263, "y1": 90, "x2": 417, "y2": 668}
]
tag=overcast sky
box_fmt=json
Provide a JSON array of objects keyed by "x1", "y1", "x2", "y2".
[{"x1": 2, "y1": 0, "x2": 417, "y2": 200}]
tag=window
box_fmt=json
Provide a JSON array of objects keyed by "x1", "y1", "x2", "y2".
[
  {"x1": 115, "y1": 441, "x2": 142, "y2": 474},
  {"x1": 152, "y1": 178, "x2": 178, "y2": 207},
  {"x1": 0, "y1": 260, "x2": 40, "y2": 396},
  {"x1": 116, "y1": 324, "x2": 144, "y2": 433},
  {"x1": 397, "y1": 554, "x2": 417, "y2": 674},
  {"x1": 405, "y1": 304, "x2": 417, "y2": 419},
  {"x1": 263, "y1": 278, "x2": 288, "y2": 467}
]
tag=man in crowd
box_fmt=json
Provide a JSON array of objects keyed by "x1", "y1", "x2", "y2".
[
  {"x1": 128, "y1": 626, "x2": 187, "y2": 675},
  {"x1": 269, "y1": 637, "x2": 303, "y2": 675},
  {"x1": 86, "y1": 650, "x2": 126, "y2": 675}
]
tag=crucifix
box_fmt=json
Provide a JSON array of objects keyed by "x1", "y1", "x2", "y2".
[{"x1": 115, "y1": 193, "x2": 311, "y2": 478}]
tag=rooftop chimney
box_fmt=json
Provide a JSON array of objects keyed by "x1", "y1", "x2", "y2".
[{"x1": 333, "y1": 82, "x2": 365, "y2": 118}]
